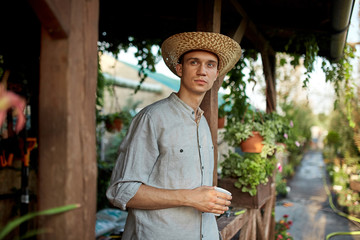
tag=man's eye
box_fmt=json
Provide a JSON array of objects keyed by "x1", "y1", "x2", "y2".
[
  {"x1": 208, "y1": 63, "x2": 215, "y2": 68},
  {"x1": 190, "y1": 60, "x2": 198, "y2": 65}
]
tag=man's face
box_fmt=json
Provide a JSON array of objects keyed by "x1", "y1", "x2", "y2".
[{"x1": 175, "y1": 50, "x2": 219, "y2": 95}]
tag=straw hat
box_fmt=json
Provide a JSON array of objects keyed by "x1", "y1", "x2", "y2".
[{"x1": 161, "y1": 32, "x2": 242, "y2": 77}]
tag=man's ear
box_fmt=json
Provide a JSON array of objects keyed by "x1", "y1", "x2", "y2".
[{"x1": 175, "y1": 64, "x2": 182, "y2": 77}]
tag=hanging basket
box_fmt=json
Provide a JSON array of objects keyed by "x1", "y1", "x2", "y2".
[
  {"x1": 240, "y1": 131, "x2": 264, "y2": 153},
  {"x1": 105, "y1": 118, "x2": 123, "y2": 132}
]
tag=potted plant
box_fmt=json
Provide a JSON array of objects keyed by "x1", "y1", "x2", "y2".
[
  {"x1": 218, "y1": 104, "x2": 227, "y2": 129},
  {"x1": 219, "y1": 151, "x2": 277, "y2": 208},
  {"x1": 100, "y1": 98, "x2": 141, "y2": 133},
  {"x1": 101, "y1": 110, "x2": 133, "y2": 133},
  {"x1": 223, "y1": 109, "x2": 285, "y2": 158}
]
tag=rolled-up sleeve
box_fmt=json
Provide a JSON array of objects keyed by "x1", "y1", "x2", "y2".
[{"x1": 106, "y1": 111, "x2": 159, "y2": 210}]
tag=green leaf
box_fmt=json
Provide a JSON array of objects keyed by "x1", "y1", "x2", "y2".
[{"x1": 0, "y1": 204, "x2": 80, "y2": 240}]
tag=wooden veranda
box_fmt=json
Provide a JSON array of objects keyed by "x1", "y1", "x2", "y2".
[{"x1": 0, "y1": 0, "x2": 354, "y2": 239}]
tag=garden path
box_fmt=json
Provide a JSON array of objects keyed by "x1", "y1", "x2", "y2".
[{"x1": 275, "y1": 150, "x2": 360, "y2": 240}]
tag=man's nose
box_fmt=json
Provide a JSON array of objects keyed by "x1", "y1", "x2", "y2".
[{"x1": 197, "y1": 64, "x2": 206, "y2": 75}]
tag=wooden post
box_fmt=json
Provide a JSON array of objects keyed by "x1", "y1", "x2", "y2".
[
  {"x1": 197, "y1": 0, "x2": 222, "y2": 186},
  {"x1": 34, "y1": 0, "x2": 99, "y2": 239},
  {"x1": 261, "y1": 48, "x2": 276, "y2": 113}
]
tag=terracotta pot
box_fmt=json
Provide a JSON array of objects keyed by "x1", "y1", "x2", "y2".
[
  {"x1": 218, "y1": 177, "x2": 272, "y2": 209},
  {"x1": 350, "y1": 180, "x2": 360, "y2": 192},
  {"x1": 240, "y1": 131, "x2": 264, "y2": 153},
  {"x1": 218, "y1": 117, "x2": 225, "y2": 129},
  {"x1": 105, "y1": 118, "x2": 123, "y2": 132}
]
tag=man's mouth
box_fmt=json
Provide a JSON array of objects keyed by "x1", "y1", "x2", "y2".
[{"x1": 194, "y1": 79, "x2": 207, "y2": 84}]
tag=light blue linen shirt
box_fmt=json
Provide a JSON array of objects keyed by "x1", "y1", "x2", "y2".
[{"x1": 106, "y1": 93, "x2": 219, "y2": 240}]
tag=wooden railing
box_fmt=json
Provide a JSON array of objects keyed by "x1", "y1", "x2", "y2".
[{"x1": 217, "y1": 176, "x2": 276, "y2": 240}]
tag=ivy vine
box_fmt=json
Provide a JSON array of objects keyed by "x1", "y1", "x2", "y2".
[
  {"x1": 284, "y1": 34, "x2": 319, "y2": 88},
  {"x1": 220, "y1": 49, "x2": 258, "y2": 125},
  {"x1": 321, "y1": 44, "x2": 356, "y2": 127},
  {"x1": 98, "y1": 36, "x2": 162, "y2": 93},
  {"x1": 282, "y1": 34, "x2": 356, "y2": 127}
]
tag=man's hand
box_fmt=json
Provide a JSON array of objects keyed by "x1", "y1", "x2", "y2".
[
  {"x1": 185, "y1": 186, "x2": 232, "y2": 215},
  {"x1": 126, "y1": 184, "x2": 231, "y2": 215}
]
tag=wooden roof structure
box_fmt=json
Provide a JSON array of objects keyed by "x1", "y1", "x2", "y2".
[
  {"x1": 99, "y1": 0, "x2": 355, "y2": 61},
  {"x1": 0, "y1": 0, "x2": 355, "y2": 239}
]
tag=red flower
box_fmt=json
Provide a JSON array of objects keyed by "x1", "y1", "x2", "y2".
[{"x1": 283, "y1": 214, "x2": 289, "y2": 218}]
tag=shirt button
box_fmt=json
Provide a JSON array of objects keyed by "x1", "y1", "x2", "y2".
[
  {"x1": 192, "y1": 111, "x2": 195, "y2": 114},
  {"x1": 201, "y1": 166, "x2": 204, "y2": 170},
  {"x1": 180, "y1": 149, "x2": 183, "y2": 153}
]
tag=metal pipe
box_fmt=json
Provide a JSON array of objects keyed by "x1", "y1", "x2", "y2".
[{"x1": 330, "y1": 0, "x2": 355, "y2": 60}]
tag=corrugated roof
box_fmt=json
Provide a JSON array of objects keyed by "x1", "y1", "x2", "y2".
[{"x1": 121, "y1": 61, "x2": 180, "y2": 92}]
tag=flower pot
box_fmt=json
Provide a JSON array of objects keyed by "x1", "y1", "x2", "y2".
[
  {"x1": 105, "y1": 118, "x2": 123, "y2": 132},
  {"x1": 350, "y1": 179, "x2": 360, "y2": 192},
  {"x1": 218, "y1": 117, "x2": 225, "y2": 129},
  {"x1": 240, "y1": 131, "x2": 264, "y2": 153},
  {"x1": 218, "y1": 177, "x2": 272, "y2": 209}
]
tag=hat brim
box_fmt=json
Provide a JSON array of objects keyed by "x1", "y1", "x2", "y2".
[{"x1": 161, "y1": 32, "x2": 242, "y2": 77}]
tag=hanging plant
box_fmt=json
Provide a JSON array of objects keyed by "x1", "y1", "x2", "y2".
[
  {"x1": 282, "y1": 34, "x2": 356, "y2": 128},
  {"x1": 220, "y1": 49, "x2": 258, "y2": 126},
  {"x1": 321, "y1": 44, "x2": 356, "y2": 127},
  {"x1": 98, "y1": 36, "x2": 162, "y2": 93},
  {"x1": 284, "y1": 34, "x2": 319, "y2": 88}
]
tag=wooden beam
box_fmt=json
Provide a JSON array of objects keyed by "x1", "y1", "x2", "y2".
[
  {"x1": 249, "y1": 209, "x2": 257, "y2": 239},
  {"x1": 268, "y1": 173, "x2": 277, "y2": 239},
  {"x1": 255, "y1": 210, "x2": 266, "y2": 240},
  {"x1": 37, "y1": 0, "x2": 99, "y2": 239},
  {"x1": 197, "y1": 0, "x2": 222, "y2": 32},
  {"x1": 263, "y1": 195, "x2": 274, "y2": 237},
  {"x1": 218, "y1": 210, "x2": 250, "y2": 239},
  {"x1": 232, "y1": 18, "x2": 248, "y2": 43},
  {"x1": 229, "y1": 0, "x2": 248, "y2": 18},
  {"x1": 197, "y1": 0, "x2": 222, "y2": 186},
  {"x1": 261, "y1": 49, "x2": 276, "y2": 113},
  {"x1": 230, "y1": 0, "x2": 274, "y2": 55},
  {"x1": 27, "y1": 0, "x2": 70, "y2": 38}
]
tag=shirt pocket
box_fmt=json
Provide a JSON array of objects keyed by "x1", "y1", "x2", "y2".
[{"x1": 164, "y1": 145, "x2": 202, "y2": 189}]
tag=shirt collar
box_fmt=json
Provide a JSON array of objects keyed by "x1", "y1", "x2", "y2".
[{"x1": 169, "y1": 92, "x2": 204, "y2": 121}]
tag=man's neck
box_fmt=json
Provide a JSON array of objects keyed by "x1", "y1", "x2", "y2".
[{"x1": 176, "y1": 90, "x2": 205, "y2": 113}]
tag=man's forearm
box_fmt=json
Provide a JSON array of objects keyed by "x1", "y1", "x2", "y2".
[
  {"x1": 126, "y1": 184, "x2": 231, "y2": 215},
  {"x1": 126, "y1": 184, "x2": 189, "y2": 209}
]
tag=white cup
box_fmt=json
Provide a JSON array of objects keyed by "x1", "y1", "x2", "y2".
[
  {"x1": 214, "y1": 187, "x2": 232, "y2": 196},
  {"x1": 214, "y1": 187, "x2": 232, "y2": 216}
]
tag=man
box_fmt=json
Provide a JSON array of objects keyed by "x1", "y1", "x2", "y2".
[{"x1": 106, "y1": 32, "x2": 242, "y2": 240}]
